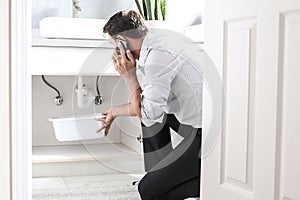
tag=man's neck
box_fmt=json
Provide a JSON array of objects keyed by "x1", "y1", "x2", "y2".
[{"x1": 127, "y1": 36, "x2": 145, "y2": 60}]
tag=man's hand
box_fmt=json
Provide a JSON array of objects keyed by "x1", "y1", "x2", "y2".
[
  {"x1": 112, "y1": 43, "x2": 136, "y2": 77},
  {"x1": 96, "y1": 108, "x2": 115, "y2": 136}
]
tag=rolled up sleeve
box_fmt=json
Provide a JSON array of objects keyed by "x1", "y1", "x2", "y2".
[
  {"x1": 140, "y1": 49, "x2": 180, "y2": 126},
  {"x1": 140, "y1": 85, "x2": 167, "y2": 126}
]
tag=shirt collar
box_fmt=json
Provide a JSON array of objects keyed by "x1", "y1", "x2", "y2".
[
  {"x1": 138, "y1": 33, "x2": 151, "y2": 66},
  {"x1": 137, "y1": 32, "x2": 165, "y2": 73}
]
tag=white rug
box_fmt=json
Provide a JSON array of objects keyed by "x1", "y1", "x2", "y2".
[{"x1": 33, "y1": 180, "x2": 140, "y2": 200}]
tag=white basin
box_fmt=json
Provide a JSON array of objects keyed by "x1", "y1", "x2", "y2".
[
  {"x1": 39, "y1": 17, "x2": 108, "y2": 40},
  {"x1": 184, "y1": 24, "x2": 204, "y2": 43},
  {"x1": 49, "y1": 114, "x2": 105, "y2": 141}
]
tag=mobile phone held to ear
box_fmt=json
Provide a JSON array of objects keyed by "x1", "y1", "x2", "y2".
[{"x1": 115, "y1": 38, "x2": 128, "y2": 58}]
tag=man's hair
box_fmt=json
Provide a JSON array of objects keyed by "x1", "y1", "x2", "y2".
[{"x1": 103, "y1": 10, "x2": 148, "y2": 39}]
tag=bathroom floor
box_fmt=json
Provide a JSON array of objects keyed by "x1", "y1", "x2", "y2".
[{"x1": 32, "y1": 173, "x2": 144, "y2": 200}]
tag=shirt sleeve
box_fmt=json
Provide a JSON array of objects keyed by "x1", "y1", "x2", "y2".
[{"x1": 140, "y1": 48, "x2": 181, "y2": 126}]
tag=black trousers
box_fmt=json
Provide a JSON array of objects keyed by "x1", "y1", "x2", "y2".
[{"x1": 139, "y1": 114, "x2": 201, "y2": 200}]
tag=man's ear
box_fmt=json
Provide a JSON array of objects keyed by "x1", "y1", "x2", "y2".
[{"x1": 117, "y1": 35, "x2": 127, "y2": 41}]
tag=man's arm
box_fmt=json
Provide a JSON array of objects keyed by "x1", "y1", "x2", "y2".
[
  {"x1": 123, "y1": 70, "x2": 142, "y2": 120},
  {"x1": 111, "y1": 101, "x2": 141, "y2": 118},
  {"x1": 97, "y1": 43, "x2": 142, "y2": 135},
  {"x1": 112, "y1": 43, "x2": 142, "y2": 119}
]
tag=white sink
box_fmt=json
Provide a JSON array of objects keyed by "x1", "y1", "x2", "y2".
[{"x1": 39, "y1": 17, "x2": 108, "y2": 40}]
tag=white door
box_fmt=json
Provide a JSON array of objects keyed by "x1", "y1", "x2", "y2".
[{"x1": 202, "y1": 0, "x2": 300, "y2": 199}]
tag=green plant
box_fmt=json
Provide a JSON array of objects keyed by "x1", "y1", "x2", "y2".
[{"x1": 135, "y1": 0, "x2": 167, "y2": 21}]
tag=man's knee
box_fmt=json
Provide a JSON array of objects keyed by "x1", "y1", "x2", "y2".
[
  {"x1": 137, "y1": 179, "x2": 143, "y2": 194},
  {"x1": 138, "y1": 177, "x2": 159, "y2": 200},
  {"x1": 138, "y1": 179, "x2": 148, "y2": 199}
]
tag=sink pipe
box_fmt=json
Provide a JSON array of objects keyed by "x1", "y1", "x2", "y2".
[
  {"x1": 75, "y1": 76, "x2": 93, "y2": 108},
  {"x1": 72, "y1": 0, "x2": 81, "y2": 18}
]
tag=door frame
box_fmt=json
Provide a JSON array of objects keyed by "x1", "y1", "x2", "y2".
[
  {"x1": 0, "y1": 0, "x2": 12, "y2": 199},
  {"x1": 11, "y1": 0, "x2": 31, "y2": 199}
]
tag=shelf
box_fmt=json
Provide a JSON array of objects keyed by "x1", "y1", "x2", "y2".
[
  {"x1": 32, "y1": 29, "x2": 112, "y2": 48},
  {"x1": 32, "y1": 144, "x2": 144, "y2": 177},
  {"x1": 32, "y1": 143, "x2": 143, "y2": 164}
]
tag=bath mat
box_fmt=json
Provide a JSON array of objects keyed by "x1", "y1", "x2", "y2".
[{"x1": 33, "y1": 180, "x2": 140, "y2": 200}]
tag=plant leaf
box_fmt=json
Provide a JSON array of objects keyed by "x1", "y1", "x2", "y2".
[
  {"x1": 135, "y1": 0, "x2": 144, "y2": 19},
  {"x1": 146, "y1": 0, "x2": 153, "y2": 20},
  {"x1": 154, "y1": 0, "x2": 159, "y2": 20},
  {"x1": 160, "y1": 0, "x2": 167, "y2": 21},
  {"x1": 142, "y1": 0, "x2": 148, "y2": 20}
]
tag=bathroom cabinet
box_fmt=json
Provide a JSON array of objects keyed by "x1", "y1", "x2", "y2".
[
  {"x1": 31, "y1": 32, "x2": 144, "y2": 177},
  {"x1": 31, "y1": 30, "x2": 118, "y2": 76}
]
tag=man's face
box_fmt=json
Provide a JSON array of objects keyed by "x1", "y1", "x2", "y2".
[
  {"x1": 107, "y1": 34, "x2": 118, "y2": 47},
  {"x1": 106, "y1": 34, "x2": 140, "y2": 60}
]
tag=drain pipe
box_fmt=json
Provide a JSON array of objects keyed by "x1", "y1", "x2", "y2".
[
  {"x1": 94, "y1": 75, "x2": 103, "y2": 105},
  {"x1": 75, "y1": 76, "x2": 93, "y2": 108},
  {"x1": 41, "y1": 75, "x2": 63, "y2": 106}
]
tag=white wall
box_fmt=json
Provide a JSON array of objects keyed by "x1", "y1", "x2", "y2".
[
  {"x1": 166, "y1": 0, "x2": 204, "y2": 31},
  {"x1": 0, "y1": 0, "x2": 11, "y2": 199},
  {"x1": 32, "y1": 75, "x2": 124, "y2": 146}
]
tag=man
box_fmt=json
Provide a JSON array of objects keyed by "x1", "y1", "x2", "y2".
[{"x1": 97, "y1": 10, "x2": 202, "y2": 200}]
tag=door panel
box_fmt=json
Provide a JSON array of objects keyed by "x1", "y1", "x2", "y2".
[
  {"x1": 202, "y1": 0, "x2": 300, "y2": 199},
  {"x1": 275, "y1": 10, "x2": 300, "y2": 200},
  {"x1": 221, "y1": 17, "x2": 257, "y2": 194}
]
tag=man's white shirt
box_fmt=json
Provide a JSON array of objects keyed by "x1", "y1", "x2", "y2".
[{"x1": 136, "y1": 31, "x2": 203, "y2": 128}]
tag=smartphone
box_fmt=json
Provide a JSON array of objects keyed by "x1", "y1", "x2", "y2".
[{"x1": 115, "y1": 38, "x2": 128, "y2": 59}]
